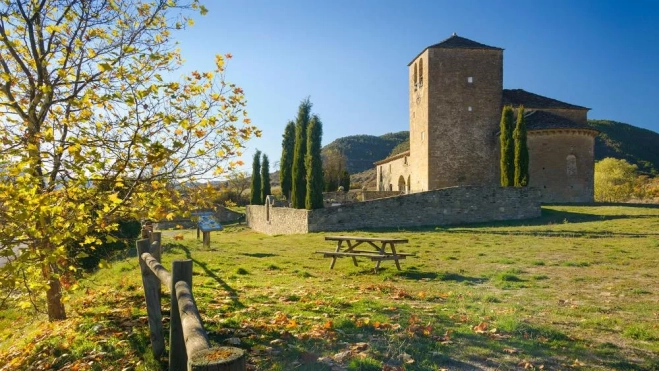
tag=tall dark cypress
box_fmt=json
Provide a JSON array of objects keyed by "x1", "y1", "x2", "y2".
[
  {"x1": 250, "y1": 150, "x2": 262, "y2": 205},
  {"x1": 279, "y1": 121, "x2": 295, "y2": 200},
  {"x1": 261, "y1": 154, "x2": 272, "y2": 202},
  {"x1": 339, "y1": 170, "x2": 351, "y2": 191},
  {"x1": 291, "y1": 98, "x2": 312, "y2": 209},
  {"x1": 514, "y1": 106, "x2": 529, "y2": 187},
  {"x1": 499, "y1": 105, "x2": 515, "y2": 187},
  {"x1": 305, "y1": 115, "x2": 324, "y2": 210}
]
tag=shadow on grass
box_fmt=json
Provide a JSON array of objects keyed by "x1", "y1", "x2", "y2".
[
  {"x1": 354, "y1": 208, "x2": 659, "y2": 238},
  {"x1": 451, "y1": 325, "x2": 655, "y2": 371},
  {"x1": 166, "y1": 243, "x2": 244, "y2": 309},
  {"x1": 240, "y1": 252, "x2": 278, "y2": 258},
  {"x1": 394, "y1": 269, "x2": 488, "y2": 284}
]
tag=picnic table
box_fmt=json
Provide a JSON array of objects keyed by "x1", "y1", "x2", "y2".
[{"x1": 318, "y1": 236, "x2": 413, "y2": 272}]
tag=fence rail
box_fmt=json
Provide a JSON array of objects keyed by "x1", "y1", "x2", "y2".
[{"x1": 137, "y1": 231, "x2": 245, "y2": 371}]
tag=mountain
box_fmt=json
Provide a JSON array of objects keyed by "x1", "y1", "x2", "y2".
[
  {"x1": 321, "y1": 131, "x2": 409, "y2": 174},
  {"x1": 588, "y1": 120, "x2": 659, "y2": 175},
  {"x1": 344, "y1": 119, "x2": 659, "y2": 188}
]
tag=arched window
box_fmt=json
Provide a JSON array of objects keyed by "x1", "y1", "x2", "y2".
[
  {"x1": 419, "y1": 58, "x2": 424, "y2": 86},
  {"x1": 407, "y1": 175, "x2": 411, "y2": 193},
  {"x1": 567, "y1": 155, "x2": 577, "y2": 176},
  {"x1": 398, "y1": 175, "x2": 406, "y2": 192},
  {"x1": 413, "y1": 63, "x2": 417, "y2": 87}
]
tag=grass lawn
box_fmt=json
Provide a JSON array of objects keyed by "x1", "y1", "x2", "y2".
[{"x1": 1, "y1": 205, "x2": 658, "y2": 370}]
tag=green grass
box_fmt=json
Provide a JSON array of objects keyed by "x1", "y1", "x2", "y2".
[{"x1": 1, "y1": 205, "x2": 659, "y2": 370}]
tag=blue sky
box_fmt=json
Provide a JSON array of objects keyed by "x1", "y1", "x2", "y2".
[{"x1": 176, "y1": 0, "x2": 659, "y2": 174}]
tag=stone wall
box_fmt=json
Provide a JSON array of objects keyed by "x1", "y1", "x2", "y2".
[
  {"x1": 247, "y1": 186, "x2": 541, "y2": 235},
  {"x1": 362, "y1": 190, "x2": 403, "y2": 201},
  {"x1": 425, "y1": 48, "x2": 503, "y2": 191},
  {"x1": 246, "y1": 205, "x2": 309, "y2": 235},
  {"x1": 527, "y1": 130, "x2": 595, "y2": 202}
]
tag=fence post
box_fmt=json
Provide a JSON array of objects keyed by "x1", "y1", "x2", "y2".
[
  {"x1": 170, "y1": 259, "x2": 193, "y2": 371},
  {"x1": 151, "y1": 231, "x2": 162, "y2": 261},
  {"x1": 188, "y1": 347, "x2": 246, "y2": 371},
  {"x1": 137, "y1": 239, "x2": 165, "y2": 358}
]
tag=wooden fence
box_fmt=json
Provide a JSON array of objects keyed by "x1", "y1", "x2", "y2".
[{"x1": 137, "y1": 231, "x2": 246, "y2": 371}]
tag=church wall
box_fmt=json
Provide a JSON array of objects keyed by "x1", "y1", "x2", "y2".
[
  {"x1": 375, "y1": 155, "x2": 411, "y2": 192},
  {"x1": 409, "y1": 50, "x2": 430, "y2": 192},
  {"x1": 425, "y1": 48, "x2": 502, "y2": 190},
  {"x1": 527, "y1": 131, "x2": 595, "y2": 202}
]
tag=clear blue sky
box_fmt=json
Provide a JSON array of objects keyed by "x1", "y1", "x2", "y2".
[{"x1": 176, "y1": 0, "x2": 659, "y2": 174}]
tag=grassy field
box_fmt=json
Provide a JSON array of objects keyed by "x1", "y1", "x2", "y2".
[{"x1": 1, "y1": 205, "x2": 658, "y2": 370}]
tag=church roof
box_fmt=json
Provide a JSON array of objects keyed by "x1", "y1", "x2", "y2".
[
  {"x1": 503, "y1": 89, "x2": 589, "y2": 110},
  {"x1": 429, "y1": 34, "x2": 501, "y2": 50},
  {"x1": 524, "y1": 110, "x2": 597, "y2": 133},
  {"x1": 408, "y1": 33, "x2": 502, "y2": 66}
]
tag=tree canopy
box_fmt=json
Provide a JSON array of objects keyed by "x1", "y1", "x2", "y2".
[
  {"x1": 291, "y1": 98, "x2": 311, "y2": 208},
  {"x1": 513, "y1": 106, "x2": 529, "y2": 187},
  {"x1": 305, "y1": 115, "x2": 323, "y2": 209},
  {"x1": 499, "y1": 105, "x2": 515, "y2": 187},
  {"x1": 250, "y1": 150, "x2": 262, "y2": 205},
  {"x1": 0, "y1": 0, "x2": 259, "y2": 320},
  {"x1": 594, "y1": 158, "x2": 639, "y2": 202}
]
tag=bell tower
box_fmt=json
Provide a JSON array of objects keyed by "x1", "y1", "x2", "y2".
[{"x1": 408, "y1": 33, "x2": 503, "y2": 191}]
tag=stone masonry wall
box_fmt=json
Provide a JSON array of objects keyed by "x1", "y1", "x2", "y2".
[
  {"x1": 527, "y1": 131, "x2": 595, "y2": 202},
  {"x1": 246, "y1": 205, "x2": 309, "y2": 235},
  {"x1": 425, "y1": 48, "x2": 503, "y2": 191},
  {"x1": 308, "y1": 186, "x2": 540, "y2": 232},
  {"x1": 376, "y1": 154, "x2": 412, "y2": 192},
  {"x1": 247, "y1": 186, "x2": 541, "y2": 234},
  {"x1": 362, "y1": 190, "x2": 402, "y2": 201}
]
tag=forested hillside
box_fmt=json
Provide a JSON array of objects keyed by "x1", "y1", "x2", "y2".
[
  {"x1": 588, "y1": 120, "x2": 659, "y2": 175},
  {"x1": 321, "y1": 131, "x2": 408, "y2": 174}
]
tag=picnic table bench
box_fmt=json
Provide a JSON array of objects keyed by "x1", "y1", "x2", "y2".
[{"x1": 317, "y1": 236, "x2": 412, "y2": 272}]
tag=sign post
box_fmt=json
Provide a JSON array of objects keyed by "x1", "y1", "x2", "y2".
[{"x1": 191, "y1": 211, "x2": 223, "y2": 248}]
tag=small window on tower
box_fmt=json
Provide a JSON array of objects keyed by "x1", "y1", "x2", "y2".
[
  {"x1": 419, "y1": 58, "x2": 424, "y2": 86},
  {"x1": 421, "y1": 131, "x2": 425, "y2": 142},
  {"x1": 413, "y1": 63, "x2": 418, "y2": 88},
  {"x1": 467, "y1": 77, "x2": 473, "y2": 83}
]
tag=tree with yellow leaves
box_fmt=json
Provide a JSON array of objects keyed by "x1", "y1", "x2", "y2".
[{"x1": 0, "y1": 0, "x2": 259, "y2": 320}]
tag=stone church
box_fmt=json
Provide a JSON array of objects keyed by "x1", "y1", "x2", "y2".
[{"x1": 375, "y1": 33, "x2": 597, "y2": 203}]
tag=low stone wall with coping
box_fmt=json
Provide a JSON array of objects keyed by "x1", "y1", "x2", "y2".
[{"x1": 247, "y1": 186, "x2": 541, "y2": 235}]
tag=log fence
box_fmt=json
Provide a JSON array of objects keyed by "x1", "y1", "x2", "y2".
[{"x1": 137, "y1": 231, "x2": 245, "y2": 371}]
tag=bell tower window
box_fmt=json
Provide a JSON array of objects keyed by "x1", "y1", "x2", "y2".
[
  {"x1": 413, "y1": 63, "x2": 418, "y2": 89},
  {"x1": 419, "y1": 58, "x2": 424, "y2": 87}
]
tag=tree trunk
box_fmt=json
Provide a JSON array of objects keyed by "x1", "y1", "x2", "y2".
[{"x1": 46, "y1": 265, "x2": 66, "y2": 321}]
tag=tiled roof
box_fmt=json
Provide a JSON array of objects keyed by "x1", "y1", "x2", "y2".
[
  {"x1": 374, "y1": 150, "x2": 410, "y2": 166},
  {"x1": 524, "y1": 110, "x2": 597, "y2": 133},
  {"x1": 428, "y1": 34, "x2": 501, "y2": 50},
  {"x1": 503, "y1": 89, "x2": 589, "y2": 110},
  {"x1": 408, "y1": 33, "x2": 501, "y2": 65}
]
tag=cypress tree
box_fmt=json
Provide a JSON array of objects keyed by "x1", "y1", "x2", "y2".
[
  {"x1": 514, "y1": 106, "x2": 529, "y2": 187},
  {"x1": 279, "y1": 121, "x2": 295, "y2": 200},
  {"x1": 261, "y1": 154, "x2": 272, "y2": 202},
  {"x1": 250, "y1": 150, "x2": 262, "y2": 205},
  {"x1": 340, "y1": 170, "x2": 351, "y2": 192},
  {"x1": 499, "y1": 105, "x2": 515, "y2": 187},
  {"x1": 291, "y1": 98, "x2": 312, "y2": 209},
  {"x1": 305, "y1": 115, "x2": 324, "y2": 209}
]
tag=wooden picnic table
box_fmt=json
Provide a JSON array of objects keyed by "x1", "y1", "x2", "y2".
[{"x1": 318, "y1": 236, "x2": 413, "y2": 272}]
